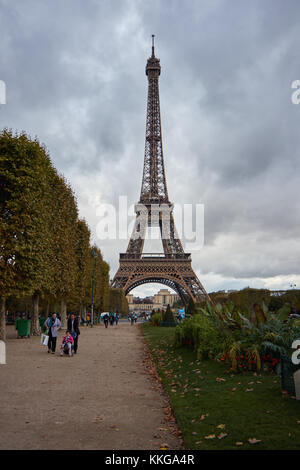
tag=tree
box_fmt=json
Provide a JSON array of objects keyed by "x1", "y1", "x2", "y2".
[
  {"x1": 162, "y1": 304, "x2": 176, "y2": 326},
  {"x1": 186, "y1": 297, "x2": 196, "y2": 316},
  {"x1": 228, "y1": 288, "x2": 271, "y2": 313},
  {"x1": 109, "y1": 288, "x2": 129, "y2": 315},
  {"x1": 69, "y1": 219, "x2": 91, "y2": 314},
  {"x1": 51, "y1": 174, "x2": 78, "y2": 326},
  {"x1": 99, "y1": 260, "x2": 110, "y2": 312},
  {"x1": 0, "y1": 130, "x2": 56, "y2": 338},
  {"x1": 0, "y1": 129, "x2": 112, "y2": 339}
]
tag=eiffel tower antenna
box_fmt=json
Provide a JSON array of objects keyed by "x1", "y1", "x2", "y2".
[{"x1": 112, "y1": 36, "x2": 211, "y2": 305}]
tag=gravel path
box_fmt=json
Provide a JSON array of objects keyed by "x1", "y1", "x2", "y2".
[{"x1": 0, "y1": 322, "x2": 182, "y2": 450}]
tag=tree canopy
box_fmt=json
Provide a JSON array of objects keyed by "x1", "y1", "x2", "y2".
[{"x1": 0, "y1": 129, "x2": 113, "y2": 339}]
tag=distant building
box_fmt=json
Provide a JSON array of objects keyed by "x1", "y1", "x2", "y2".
[
  {"x1": 126, "y1": 288, "x2": 180, "y2": 313},
  {"x1": 270, "y1": 290, "x2": 288, "y2": 297},
  {"x1": 154, "y1": 289, "x2": 180, "y2": 307}
]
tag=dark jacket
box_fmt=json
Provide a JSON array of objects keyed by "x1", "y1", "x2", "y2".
[{"x1": 67, "y1": 317, "x2": 80, "y2": 335}]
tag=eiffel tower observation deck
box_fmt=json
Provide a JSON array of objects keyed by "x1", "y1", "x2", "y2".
[{"x1": 112, "y1": 36, "x2": 210, "y2": 304}]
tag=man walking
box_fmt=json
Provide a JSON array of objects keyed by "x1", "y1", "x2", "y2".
[
  {"x1": 103, "y1": 313, "x2": 109, "y2": 328},
  {"x1": 67, "y1": 313, "x2": 80, "y2": 354},
  {"x1": 44, "y1": 313, "x2": 61, "y2": 354}
]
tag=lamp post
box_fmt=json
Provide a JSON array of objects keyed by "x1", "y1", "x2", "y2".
[{"x1": 90, "y1": 249, "x2": 98, "y2": 328}]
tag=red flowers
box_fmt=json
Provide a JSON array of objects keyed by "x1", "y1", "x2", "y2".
[{"x1": 228, "y1": 350, "x2": 280, "y2": 373}]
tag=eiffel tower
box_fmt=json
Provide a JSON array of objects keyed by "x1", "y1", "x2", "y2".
[{"x1": 112, "y1": 36, "x2": 210, "y2": 305}]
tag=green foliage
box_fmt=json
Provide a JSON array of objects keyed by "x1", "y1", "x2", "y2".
[
  {"x1": 0, "y1": 130, "x2": 59, "y2": 335},
  {"x1": 0, "y1": 129, "x2": 111, "y2": 338},
  {"x1": 109, "y1": 287, "x2": 129, "y2": 315},
  {"x1": 161, "y1": 304, "x2": 176, "y2": 326},
  {"x1": 228, "y1": 288, "x2": 271, "y2": 311},
  {"x1": 280, "y1": 290, "x2": 300, "y2": 314},
  {"x1": 72, "y1": 219, "x2": 91, "y2": 310},
  {"x1": 0, "y1": 129, "x2": 55, "y2": 299},
  {"x1": 175, "y1": 314, "x2": 229, "y2": 360},
  {"x1": 175, "y1": 298, "x2": 300, "y2": 374},
  {"x1": 151, "y1": 313, "x2": 163, "y2": 326},
  {"x1": 143, "y1": 324, "x2": 300, "y2": 450},
  {"x1": 186, "y1": 297, "x2": 196, "y2": 315}
]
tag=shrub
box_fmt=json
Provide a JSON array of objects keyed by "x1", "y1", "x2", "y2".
[
  {"x1": 151, "y1": 313, "x2": 163, "y2": 327},
  {"x1": 161, "y1": 304, "x2": 177, "y2": 327},
  {"x1": 175, "y1": 300, "x2": 300, "y2": 373},
  {"x1": 174, "y1": 314, "x2": 228, "y2": 359}
]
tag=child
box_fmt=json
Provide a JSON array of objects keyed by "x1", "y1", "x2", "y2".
[{"x1": 60, "y1": 330, "x2": 74, "y2": 357}]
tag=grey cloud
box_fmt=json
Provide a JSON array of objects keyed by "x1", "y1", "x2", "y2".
[{"x1": 1, "y1": 0, "x2": 300, "y2": 293}]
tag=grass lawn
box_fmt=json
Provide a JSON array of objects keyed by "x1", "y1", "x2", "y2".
[{"x1": 142, "y1": 323, "x2": 300, "y2": 450}]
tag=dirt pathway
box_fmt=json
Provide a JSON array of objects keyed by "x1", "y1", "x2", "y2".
[{"x1": 0, "y1": 322, "x2": 182, "y2": 450}]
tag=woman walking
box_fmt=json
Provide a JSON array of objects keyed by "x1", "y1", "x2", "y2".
[{"x1": 44, "y1": 313, "x2": 62, "y2": 354}]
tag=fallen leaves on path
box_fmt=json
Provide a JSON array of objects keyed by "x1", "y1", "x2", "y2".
[
  {"x1": 93, "y1": 416, "x2": 103, "y2": 424},
  {"x1": 109, "y1": 425, "x2": 120, "y2": 431},
  {"x1": 200, "y1": 413, "x2": 209, "y2": 421},
  {"x1": 218, "y1": 433, "x2": 228, "y2": 440},
  {"x1": 248, "y1": 438, "x2": 262, "y2": 444},
  {"x1": 216, "y1": 424, "x2": 226, "y2": 429},
  {"x1": 204, "y1": 434, "x2": 216, "y2": 439},
  {"x1": 159, "y1": 442, "x2": 169, "y2": 449}
]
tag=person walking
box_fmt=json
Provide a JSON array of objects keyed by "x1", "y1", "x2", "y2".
[
  {"x1": 103, "y1": 313, "x2": 109, "y2": 329},
  {"x1": 67, "y1": 313, "x2": 80, "y2": 354},
  {"x1": 115, "y1": 313, "x2": 119, "y2": 326},
  {"x1": 44, "y1": 313, "x2": 62, "y2": 354}
]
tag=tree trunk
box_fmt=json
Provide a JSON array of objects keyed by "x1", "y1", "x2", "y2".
[
  {"x1": 31, "y1": 292, "x2": 41, "y2": 336},
  {"x1": 45, "y1": 301, "x2": 50, "y2": 318},
  {"x1": 60, "y1": 299, "x2": 67, "y2": 328},
  {"x1": 0, "y1": 297, "x2": 6, "y2": 342},
  {"x1": 83, "y1": 305, "x2": 87, "y2": 321}
]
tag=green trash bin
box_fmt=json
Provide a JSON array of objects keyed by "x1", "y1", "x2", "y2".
[
  {"x1": 15, "y1": 319, "x2": 31, "y2": 338},
  {"x1": 39, "y1": 317, "x2": 46, "y2": 331}
]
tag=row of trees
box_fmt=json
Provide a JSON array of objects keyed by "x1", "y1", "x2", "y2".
[
  {"x1": 0, "y1": 129, "x2": 127, "y2": 340},
  {"x1": 209, "y1": 287, "x2": 300, "y2": 316},
  {"x1": 109, "y1": 288, "x2": 129, "y2": 315}
]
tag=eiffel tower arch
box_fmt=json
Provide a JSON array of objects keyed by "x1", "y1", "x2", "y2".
[{"x1": 112, "y1": 36, "x2": 210, "y2": 305}]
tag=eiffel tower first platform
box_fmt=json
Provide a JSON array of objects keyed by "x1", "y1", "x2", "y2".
[{"x1": 112, "y1": 36, "x2": 210, "y2": 305}]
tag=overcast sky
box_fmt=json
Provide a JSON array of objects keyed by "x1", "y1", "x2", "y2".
[{"x1": 1, "y1": 0, "x2": 300, "y2": 297}]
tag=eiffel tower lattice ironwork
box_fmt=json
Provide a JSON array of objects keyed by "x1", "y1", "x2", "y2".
[{"x1": 112, "y1": 36, "x2": 210, "y2": 304}]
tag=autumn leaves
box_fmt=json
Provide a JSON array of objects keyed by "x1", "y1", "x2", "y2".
[{"x1": 0, "y1": 130, "x2": 111, "y2": 339}]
